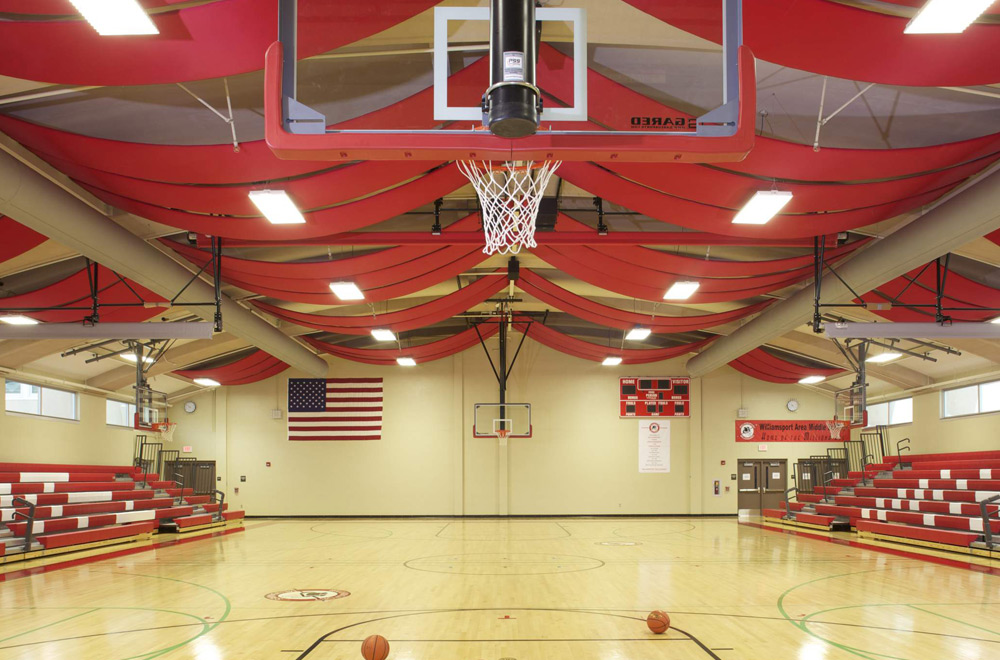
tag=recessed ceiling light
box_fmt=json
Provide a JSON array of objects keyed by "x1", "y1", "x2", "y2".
[
  {"x1": 866, "y1": 352, "x2": 903, "y2": 364},
  {"x1": 663, "y1": 281, "x2": 700, "y2": 300},
  {"x1": 602, "y1": 356, "x2": 623, "y2": 366},
  {"x1": 248, "y1": 189, "x2": 306, "y2": 225},
  {"x1": 329, "y1": 282, "x2": 365, "y2": 301},
  {"x1": 0, "y1": 315, "x2": 39, "y2": 325},
  {"x1": 68, "y1": 0, "x2": 158, "y2": 36},
  {"x1": 625, "y1": 327, "x2": 652, "y2": 341},
  {"x1": 733, "y1": 190, "x2": 793, "y2": 225},
  {"x1": 122, "y1": 353, "x2": 155, "y2": 364},
  {"x1": 904, "y1": 0, "x2": 993, "y2": 34},
  {"x1": 371, "y1": 329, "x2": 396, "y2": 342},
  {"x1": 396, "y1": 357, "x2": 417, "y2": 366},
  {"x1": 798, "y1": 375, "x2": 826, "y2": 385},
  {"x1": 193, "y1": 378, "x2": 221, "y2": 387}
]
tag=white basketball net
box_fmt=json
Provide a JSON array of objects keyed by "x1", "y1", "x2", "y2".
[
  {"x1": 156, "y1": 422, "x2": 178, "y2": 443},
  {"x1": 825, "y1": 419, "x2": 845, "y2": 440},
  {"x1": 458, "y1": 160, "x2": 561, "y2": 255}
]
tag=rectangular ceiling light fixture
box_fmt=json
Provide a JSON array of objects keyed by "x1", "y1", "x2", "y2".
[
  {"x1": 991, "y1": 316, "x2": 1000, "y2": 324},
  {"x1": 0, "y1": 315, "x2": 39, "y2": 325},
  {"x1": 248, "y1": 189, "x2": 306, "y2": 225},
  {"x1": 69, "y1": 0, "x2": 159, "y2": 36},
  {"x1": 733, "y1": 190, "x2": 793, "y2": 225},
  {"x1": 193, "y1": 378, "x2": 221, "y2": 387},
  {"x1": 625, "y1": 327, "x2": 652, "y2": 341},
  {"x1": 396, "y1": 357, "x2": 417, "y2": 366},
  {"x1": 329, "y1": 282, "x2": 365, "y2": 301},
  {"x1": 798, "y1": 375, "x2": 826, "y2": 385},
  {"x1": 370, "y1": 329, "x2": 396, "y2": 341},
  {"x1": 904, "y1": 0, "x2": 994, "y2": 34},
  {"x1": 602, "y1": 356, "x2": 623, "y2": 366},
  {"x1": 865, "y1": 352, "x2": 902, "y2": 364},
  {"x1": 122, "y1": 353, "x2": 155, "y2": 364},
  {"x1": 663, "y1": 281, "x2": 700, "y2": 300}
]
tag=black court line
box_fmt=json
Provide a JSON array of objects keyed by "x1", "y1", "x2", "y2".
[
  {"x1": 292, "y1": 608, "x2": 725, "y2": 660},
  {"x1": 7, "y1": 605, "x2": 1000, "y2": 654}
]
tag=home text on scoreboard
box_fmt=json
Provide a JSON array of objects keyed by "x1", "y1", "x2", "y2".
[{"x1": 619, "y1": 377, "x2": 691, "y2": 418}]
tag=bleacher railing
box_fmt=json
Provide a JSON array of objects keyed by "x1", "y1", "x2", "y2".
[
  {"x1": 895, "y1": 438, "x2": 911, "y2": 469},
  {"x1": 212, "y1": 490, "x2": 226, "y2": 523},
  {"x1": 860, "y1": 425, "x2": 889, "y2": 465},
  {"x1": 784, "y1": 487, "x2": 797, "y2": 518},
  {"x1": 980, "y1": 494, "x2": 1000, "y2": 550},
  {"x1": 11, "y1": 496, "x2": 36, "y2": 550}
]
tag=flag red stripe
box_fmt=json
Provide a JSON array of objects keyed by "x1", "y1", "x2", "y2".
[
  {"x1": 289, "y1": 436, "x2": 381, "y2": 441},
  {"x1": 288, "y1": 416, "x2": 381, "y2": 422},
  {"x1": 326, "y1": 378, "x2": 382, "y2": 383},
  {"x1": 288, "y1": 426, "x2": 382, "y2": 431}
]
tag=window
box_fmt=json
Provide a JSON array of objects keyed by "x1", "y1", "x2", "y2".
[
  {"x1": 865, "y1": 397, "x2": 913, "y2": 427},
  {"x1": 106, "y1": 399, "x2": 137, "y2": 427},
  {"x1": 4, "y1": 380, "x2": 78, "y2": 420},
  {"x1": 943, "y1": 379, "x2": 1000, "y2": 418}
]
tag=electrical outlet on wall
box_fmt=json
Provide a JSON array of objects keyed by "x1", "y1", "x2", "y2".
[{"x1": 271, "y1": 409, "x2": 283, "y2": 419}]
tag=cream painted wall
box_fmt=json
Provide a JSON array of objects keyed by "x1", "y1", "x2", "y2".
[
  {"x1": 862, "y1": 389, "x2": 1000, "y2": 455},
  {"x1": 0, "y1": 378, "x2": 136, "y2": 465},
  {"x1": 170, "y1": 340, "x2": 845, "y2": 517}
]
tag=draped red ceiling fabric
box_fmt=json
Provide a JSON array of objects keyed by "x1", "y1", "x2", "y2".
[
  {"x1": 859, "y1": 267, "x2": 1000, "y2": 323},
  {"x1": 174, "y1": 350, "x2": 288, "y2": 386},
  {"x1": 622, "y1": 0, "x2": 1000, "y2": 87},
  {"x1": 1, "y1": 46, "x2": 997, "y2": 240},
  {"x1": 304, "y1": 325, "x2": 499, "y2": 366},
  {"x1": 512, "y1": 321, "x2": 715, "y2": 365},
  {"x1": 253, "y1": 274, "x2": 508, "y2": 336},
  {"x1": 517, "y1": 270, "x2": 772, "y2": 332},
  {"x1": 0, "y1": 266, "x2": 165, "y2": 323},
  {"x1": 729, "y1": 348, "x2": 844, "y2": 384},
  {"x1": 988, "y1": 230, "x2": 1000, "y2": 248},
  {"x1": 0, "y1": 217, "x2": 47, "y2": 264},
  {"x1": 0, "y1": 0, "x2": 439, "y2": 86}
]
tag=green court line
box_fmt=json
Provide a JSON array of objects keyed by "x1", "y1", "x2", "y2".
[
  {"x1": 0, "y1": 608, "x2": 98, "y2": 644},
  {"x1": 906, "y1": 605, "x2": 1000, "y2": 639}
]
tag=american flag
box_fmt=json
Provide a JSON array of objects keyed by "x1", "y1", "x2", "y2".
[{"x1": 287, "y1": 378, "x2": 383, "y2": 441}]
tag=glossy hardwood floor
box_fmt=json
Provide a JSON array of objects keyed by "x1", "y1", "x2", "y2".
[{"x1": 0, "y1": 518, "x2": 997, "y2": 659}]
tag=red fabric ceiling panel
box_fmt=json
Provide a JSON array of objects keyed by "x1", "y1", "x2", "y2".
[
  {"x1": 304, "y1": 324, "x2": 499, "y2": 366},
  {"x1": 0, "y1": 0, "x2": 438, "y2": 86},
  {"x1": 517, "y1": 269, "x2": 772, "y2": 332},
  {"x1": 513, "y1": 321, "x2": 715, "y2": 365},
  {"x1": 860, "y1": 267, "x2": 1000, "y2": 323},
  {"x1": 174, "y1": 350, "x2": 288, "y2": 386},
  {"x1": 557, "y1": 161, "x2": 964, "y2": 239},
  {"x1": 729, "y1": 347, "x2": 843, "y2": 384},
  {"x1": 221, "y1": 249, "x2": 489, "y2": 305},
  {"x1": 988, "y1": 230, "x2": 1000, "y2": 248},
  {"x1": 531, "y1": 246, "x2": 809, "y2": 303},
  {"x1": 44, "y1": 156, "x2": 444, "y2": 216},
  {"x1": 623, "y1": 0, "x2": 1000, "y2": 87},
  {"x1": 0, "y1": 266, "x2": 165, "y2": 323},
  {"x1": 0, "y1": 217, "x2": 47, "y2": 264},
  {"x1": 77, "y1": 165, "x2": 467, "y2": 240},
  {"x1": 253, "y1": 274, "x2": 507, "y2": 335}
]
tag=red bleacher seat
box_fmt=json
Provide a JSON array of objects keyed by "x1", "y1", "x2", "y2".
[
  {"x1": 812, "y1": 486, "x2": 844, "y2": 495},
  {"x1": 0, "y1": 463, "x2": 138, "y2": 474},
  {"x1": 222, "y1": 511, "x2": 244, "y2": 522},
  {"x1": 1, "y1": 482, "x2": 137, "y2": 495},
  {"x1": 835, "y1": 494, "x2": 999, "y2": 517},
  {"x1": 831, "y1": 478, "x2": 861, "y2": 487},
  {"x1": 174, "y1": 514, "x2": 213, "y2": 528},
  {"x1": 855, "y1": 519, "x2": 980, "y2": 547},
  {"x1": 889, "y1": 469, "x2": 1000, "y2": 480},
  {"x1": 183, "y1": 495, "x2": 211, "y2": 505},
  {"x1": 793, "y1": 512, "x2": 836, "y2": 527},
  {"x1": 796, "y1": 493, "x2": 824, "y2": 503},
  {"x1": 854, "y1": 487, "x2": 999, "y2": 503},
  {"x1": 0, "y1": 472, "x2": 115, "y2": 483},
  {"x1": 164, "y1": 488, "x2": 194, "y2": 497},
  {"x1": 884, "y1": 450, "x2": 1000, "y2": 466},
  {"x1": 37, "y1": 521, "x2": 156, "y2": 549},
  {"x1": 7, "y1": 510, "x2": 157, "y2": 535},
  {"x1": 1, "y1": 497, "x2": 175, "y2": 523},
  {"x1": 1, "y1": 490, "x2": 156, "y2": 508},
  {"x1": 152, "y1": 506, "x2": 195, "y2": 520},
  {"x1": 874, "y1": 478, "x2": 1000, "y2": 490}
]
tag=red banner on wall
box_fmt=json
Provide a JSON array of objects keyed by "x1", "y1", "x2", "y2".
[{"x1": 736, "y1": 420, "x2": 841, "y2": 443}]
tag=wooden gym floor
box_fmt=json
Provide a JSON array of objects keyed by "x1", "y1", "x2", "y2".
[{"x1": 0, "y1": 518, "x2": 997, "y2": 659}]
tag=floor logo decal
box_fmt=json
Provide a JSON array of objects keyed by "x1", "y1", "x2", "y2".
[{"x1": 265, "y1": 589, "x2": 350, "y2": 602}]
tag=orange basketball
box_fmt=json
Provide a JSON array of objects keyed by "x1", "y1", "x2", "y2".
[
  {"x1": 361, "y1": 635, "x2": 390, "y2": 660},
  {"x1": 646, "y1": 610, "x2": 670, "y2": 634}
]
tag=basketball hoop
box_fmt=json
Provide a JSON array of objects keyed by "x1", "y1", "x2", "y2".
[
  {"x1": 457, "y1": 159, "x2": 561, "y2": 255},
  {"x1": 154, "y1": 421, "x2": 178, "y2": 443},
  {"x1": 494, "y1": 428, "x2": 511, "y2": 447},
  {"x1": 825, "y1": 419, "x2": 845, "y2": 440}
]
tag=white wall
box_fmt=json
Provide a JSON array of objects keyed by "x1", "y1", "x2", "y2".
[{"x1": 861, "y1": 389, "x2": 1000, "y2": 455}]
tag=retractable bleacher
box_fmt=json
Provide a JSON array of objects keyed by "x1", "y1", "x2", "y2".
[
  {"x1": 765, "y1": 450, "x2": 1000, "y2": 556},
  {"x1": 0, "y1": 462, "x2": 242, "y2": 563}
]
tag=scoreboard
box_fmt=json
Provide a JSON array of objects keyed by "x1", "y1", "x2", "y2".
[{"x1": 619, "y1": 377, "x2": 691, "y2": 418}]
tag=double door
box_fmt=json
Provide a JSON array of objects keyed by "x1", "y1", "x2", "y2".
[{"x1": 737, "y1": 459, "x2": 787, "y2": 513}]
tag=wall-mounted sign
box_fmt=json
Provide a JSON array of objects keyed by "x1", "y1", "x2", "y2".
[
  {"x1": 737, "y1": 420, "x2": 841, "y2": 443},
  {"x1": 639, "y1": 420, "x2": 670, "y2": 473},
  {"x1": 620, "y1": 377, "x2": 690, "y2": 418}
]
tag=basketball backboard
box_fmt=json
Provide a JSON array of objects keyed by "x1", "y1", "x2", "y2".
[
  {"x1": 265, "y1": 0, "x2": 755, "y2": 163},
  {"x1": 473, "y1": 402, "x2": 532, "y2": 438}
]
